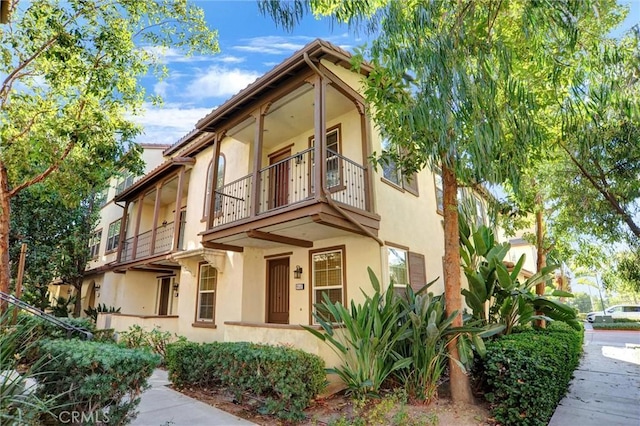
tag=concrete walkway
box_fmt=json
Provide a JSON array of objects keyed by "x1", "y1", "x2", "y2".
[
  {"x1": 549, "y1": 325, "x2": 640, "y2": 426},
  {"x1": 132, "y1": 369, "x2": 256, "y2": 426}
]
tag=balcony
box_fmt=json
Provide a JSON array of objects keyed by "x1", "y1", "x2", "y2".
[
  {"x1": 120, "y1": 221, "x2": 180, "y2": 262},
  {"x1": 212, "y1": 148, "x2": 368, "y2": 229},
  {"x1": 113, "y1": 158, "x2": 192, "y2": 271},
  {"x1": 202, "y1": 146, "x2": 378, "y2": 250}
]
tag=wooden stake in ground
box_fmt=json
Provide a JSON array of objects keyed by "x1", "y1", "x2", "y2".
[{"x1": 11, "y1": 242, "x2": 26, "y2": 324}]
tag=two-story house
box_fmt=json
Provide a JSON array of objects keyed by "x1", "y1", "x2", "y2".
[{"x1": 87, "y1": 40, "x2": 500, "y2": 365}]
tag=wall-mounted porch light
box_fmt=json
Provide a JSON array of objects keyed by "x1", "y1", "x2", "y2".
[
  {"x1": 173, "y1": 282, "x2": 180, "y2": 297},
  {"x1": 294, "y1": 265, "x2": 303, "y2": 279}
]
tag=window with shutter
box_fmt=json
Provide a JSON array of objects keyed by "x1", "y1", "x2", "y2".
[{"x1": 408, "y1": 252, "x2": 427, "y2": 293}]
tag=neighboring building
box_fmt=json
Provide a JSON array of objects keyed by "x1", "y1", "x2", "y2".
[
  {"x1": 84, "y1": 40, "x2": 495, "y2": 365},
  {"x1": 49, "y1": 145, "x2": 169, "y2": 312}
]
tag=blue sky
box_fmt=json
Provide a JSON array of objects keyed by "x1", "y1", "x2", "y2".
[{"x1": 135, "y1": 0, "x2": 640, "y2": 145}]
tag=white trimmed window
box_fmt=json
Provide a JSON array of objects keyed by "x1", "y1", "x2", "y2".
[
  {"x1": 106, "y1": 219, "x2": 121, "y2": 252},
  {"x1": 115, "y1": 171, "x2": 134, "y2": 195},
  {"x1": 381, "y1": 138, "x2": 419, "y2": 195},
  {"x1": 197, "y1": 264, "x2": 217, "y2": 322},
  {"x1": 434, "y1": 170, "x2": 444, "y2": 213},
  {"x1": 312, "y1": 249, "x2": 344, "y2": 322},
  {"x1": 388, "y1": 247, "x2": 409, "y2": 290},
  {"x1": 88, "y1": 229, "x2": 102, "y2": 258}
]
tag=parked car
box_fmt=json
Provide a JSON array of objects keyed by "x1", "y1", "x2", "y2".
[{"x1": 586, "y1": 304, "x2": 640, "y2": 323}]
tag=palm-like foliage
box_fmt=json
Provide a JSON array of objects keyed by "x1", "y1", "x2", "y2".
[
  {"x1": 460, "y1": 221, "x2": 580, "y2": 334},
  {"x1": 304, "y1": 268, "x2": 412, "y2": 396},
  {"x1": 305, "y1": 268, "x2": 486, "y2": 401}
]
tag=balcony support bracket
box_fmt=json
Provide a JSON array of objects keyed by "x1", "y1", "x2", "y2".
[
  {"x1": 247, "y1": 229, "x2": 313, "y2": 248},
  {"x1": 171, "y1": 248, "x2": 228, "y2": 275}
]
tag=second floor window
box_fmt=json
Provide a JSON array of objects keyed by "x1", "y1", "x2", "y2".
[
  {"x1": 106, "y1": 219, "x2": 121, "y2": 252},
  {"x1": 310, "y1": 125, "x2": 342, "y2": 190},
  {"x1": 115, "y1": 172, "x2": 135, "y2": 195},
  {"x1": 88, "y1": 229, "x2": 102, "y2": 258},
  {"x1": 381, "y1": 138, "x2": 419, "y2": 195}
]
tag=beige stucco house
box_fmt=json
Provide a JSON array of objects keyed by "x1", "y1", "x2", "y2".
[{"x1": 74, "y1": 40, "x2": 504, "y2": 365}]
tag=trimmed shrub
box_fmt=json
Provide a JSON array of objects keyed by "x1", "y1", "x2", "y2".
[
  {"x1": 33, "y1": 339, "x2": 160, "y2": 425},
  {"x1": 592, "y1": 322, "x2": 640, "y2": 330},
  {"x1": 478, "y1": 323, "x2": 583, "y2": 426},
  {"x1": 612, "y1": 318, "x2": 640, "y2": 323},
  {"x1": 166, "y1": 341, "x2": 326, "y2": 420}
]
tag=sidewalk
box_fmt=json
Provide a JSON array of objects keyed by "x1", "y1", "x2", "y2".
[
  {"x1": 132, "y1": 369, "x2": 256, "y2": 426},
  {"x1": 549, "y1": 325, "x2": 640, "y2": 426}
]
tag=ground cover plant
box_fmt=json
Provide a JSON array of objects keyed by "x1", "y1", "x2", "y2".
[{"x1": 1, "y1": 309, "x2": 66, "y2": 425}]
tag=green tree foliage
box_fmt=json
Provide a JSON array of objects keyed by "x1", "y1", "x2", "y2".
[
  {"x1": 602, "y1": 249, "x2": 640, "y2": 300},
  {"x1": 9, "y1": 184, "x2": 102, "y2": 316},
  {"x1": 0, "y1": 0, "x2": 219, "y2": 296}
]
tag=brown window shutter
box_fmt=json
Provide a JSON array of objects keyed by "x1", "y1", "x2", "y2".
[{"x1": 408, "y1": 252, "x2": 426, "y2": 293}]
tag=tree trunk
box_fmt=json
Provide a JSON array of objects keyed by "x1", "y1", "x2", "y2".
[
  {"x1": 535, "y1": 192, "x2": 546, "y2": 328},
  {"x1": 0, "y1": 163, "x2": 12, "y2": 304},
  {"x1": 73, "y1": 282, "x2": 82, "y2": 317},
  {"x1": 442, "y1": 160, "x2": 474, "y2": 404}
]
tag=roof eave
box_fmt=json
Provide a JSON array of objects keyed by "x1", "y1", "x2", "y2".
[{"x1": 114, "y1": 157, "x2": 195, "y2": 203}]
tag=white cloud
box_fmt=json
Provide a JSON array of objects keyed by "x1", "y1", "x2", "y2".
[
  {"x1": 153, "y1": 81, "x2": 169, "y2": 98},
  {"x1": 233, "y1": 35, "x2": 315, "y2": 55},
  {"x1": 233, "y1": 34, "x2": 356, "y2": 56},
  {"x1": 186, "y1": 66, "x2": 260, "y2": 100},
  {"x1": 216, "y1": 55, "x2": 245, "y2": 64},
  {"x1": 143, "y1": 46, "x2": 217, "y2": 64},
  {"x1": 131, "y1": 103, "x2": 215, "y2": 144}
]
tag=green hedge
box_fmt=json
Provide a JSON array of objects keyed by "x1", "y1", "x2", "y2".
[
  {"x1": 166, "y1": 341, "x2": 326, "y2": 420},
  {"x1": 33, "y1": 339, "x2": 160, "y2": 425},
  {"x1": 479, "y1": 322, "x2": 583, "y2": 426},
  {"x1": 593, "y1": 322, "x2": 640, "y2": 330}
]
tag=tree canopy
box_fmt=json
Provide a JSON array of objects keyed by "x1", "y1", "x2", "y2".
[{"x1": 0, "y1": 0, "x2": 219, "y2": 296}]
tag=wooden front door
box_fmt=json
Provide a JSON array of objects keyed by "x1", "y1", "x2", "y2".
[
  {"x1": 267, "y1": 258, "x2": 290, "y2": 324},
  {"x1": 268, "y1": 149, "x2": 290, "y2": 209},
  {"x1": 158, "y1": 277, "x2": 171, "y2": 316}
]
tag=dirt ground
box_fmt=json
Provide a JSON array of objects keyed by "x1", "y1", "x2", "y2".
[{"x1": 177, "y1": 384, "x2": 492, "y2": 426}]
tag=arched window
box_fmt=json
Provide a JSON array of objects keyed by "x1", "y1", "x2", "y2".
[
  {"x1": 202, "y1": 155, "x2": 226, "y2": 221},
  {"x1": 202, "y1": 161, "x2": 214, "y2": 220}
]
